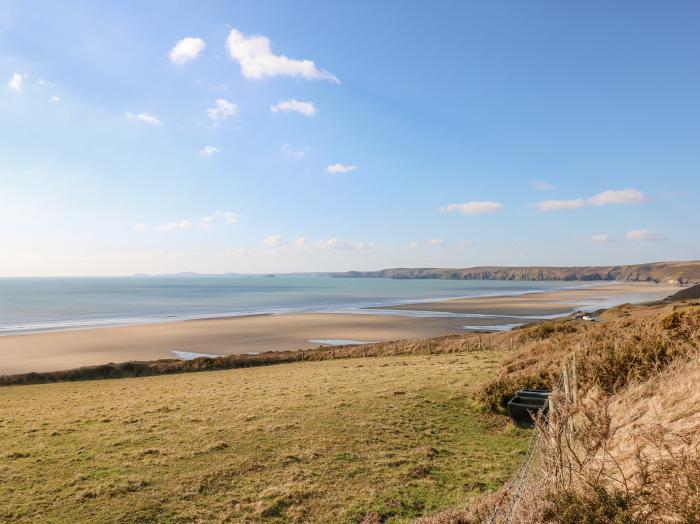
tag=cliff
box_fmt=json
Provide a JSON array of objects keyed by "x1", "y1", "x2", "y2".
[{"x1": 333, "y1": 261, "x2": 700, "y2": 285}]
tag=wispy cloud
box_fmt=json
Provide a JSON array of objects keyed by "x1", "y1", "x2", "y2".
[
  {"x1": 133, "y1": 223, "x2": 148, "y2": 232},
  {"x1": 155, "y1": 220, "x2": 192, "y2": 232},
  {"x1": 126, "y1": 112, "x2": 163, "y2": 126},
  {"x1": 50, "y1": 95, "x2": 60, "y2": 103},
  {"x1": 532, "y1": 180, "x2": 557, "y2": 191},
  {"x1": 626, "y1": 229, "x2": 667, "y2": 242},
  {"x1": 428, "y1": 238, "x2": 445, "y2": 246},
  {"x1": 226, "y1": 28, "x2": 339, "y2": 83},
  {"x1": 439, "y1": 201, "x2": 504, "y2": 215},
  {"x1": 201, "y1": 211, "x2": 239, "y2": 226},
  {"x1": 534, "y1": 189, "x2": 647, "y2": 212},
  {"x1": 270, "y1": 99, "x2": 316, "y2": 116},
  {"x1": 326, "y1": 163, "x2": 357, "y2": 174},
  {"x1": 263, "y1": 235, "x2": 286, "y2": 247},
  {"x1": 151, "y1": 211, "x2": 238, "y2": 233},
  {"x1": 206, "y1": 98, "x2": 238, "y2": 123},
  {"x1": 534, "y1": 198, "x2": 585, "y2": 212},
  {"x1": 169, "y1": 37, "x2": 206, "y2": 65},
  {"x1": 315, "y1": 238, "x2": 374, "y2": 251},
  {"x1": 591, "y1": 234, "x2": 615, "y2": 244},
  {"x1": 281, "y1": 144, "x2": 310, "y2": 160},
  {"x1": 7, "y1": 72, "x2": 24, "y2": 92},
  {"x1": 260, "y1": 236, "x2": 373, "y2": 252},
  {"x1": 199, "y1": 145, "x2": 220, "y2": 157}
]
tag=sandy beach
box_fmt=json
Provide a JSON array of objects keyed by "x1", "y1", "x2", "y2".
[{"x1": 0, "y1": 282, "x2": 677, "y2": 375}]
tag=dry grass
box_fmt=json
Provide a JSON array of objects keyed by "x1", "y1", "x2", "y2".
[
  {"x1": 0, "y1": 352, "x2": 529, "y2": 523},
  {"x1": 419, "y1": 302, "x2": 700, "y2": 523},
  {"x1": 478, "y1": 303, "x2": 700, "y2": 411}
]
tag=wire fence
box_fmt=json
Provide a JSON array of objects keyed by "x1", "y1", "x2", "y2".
[
  {"x1": 485, "y1": 365, "x2": 570, "y2": 523},
  {"x1": 485, "y1": 428, "x2": 540, "y2": 524}
]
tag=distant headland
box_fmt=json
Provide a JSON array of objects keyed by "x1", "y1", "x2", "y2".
[{"x1": 331, "y1": 260, "x2": 700, "y2": 285}]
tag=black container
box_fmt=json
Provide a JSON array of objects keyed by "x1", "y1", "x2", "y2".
[
  {"x1": 508, "y1": 391, "x2": 549, "y2": 429},
  {"x1": 516, "y1": 390, "x2": 550, "y2": 400}
]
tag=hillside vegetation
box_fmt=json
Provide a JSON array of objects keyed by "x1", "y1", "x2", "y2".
[
  {"x1": 420, "y1": 299, "x2": 700, "y2": 523},
  {"x1": 334, "y1": 260, "x2": 700, "y2": 284},
  {"x1": 0, "y1": 351, "x2": 528, "y2": 523}
]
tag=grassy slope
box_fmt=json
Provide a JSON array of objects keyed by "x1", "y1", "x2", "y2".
[{"x1": 0, "y1": 352, "x2": 528, "y2": 523}]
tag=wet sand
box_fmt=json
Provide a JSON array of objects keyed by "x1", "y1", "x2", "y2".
[
  {"x1": 381, "y1": 282, "x2": 678, "y2": 316},
  {"x1": 0, "y1": 314, "x2": 470, "y2": 375},
  {"x1": 0, "y1": 282, "x2": 677, "y2": 375}
]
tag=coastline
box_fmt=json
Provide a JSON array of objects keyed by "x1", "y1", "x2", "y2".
[
  {"x1": 0, "y1": 279, "x2": 582, "y2": 337},
  {"x1": 0, "y1": 282, "x2": 677, "y2": 375}
]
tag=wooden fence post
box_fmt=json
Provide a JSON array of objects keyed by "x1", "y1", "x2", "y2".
[
  {"x1": 301, "y1": 350, "x2": 304, "y2": 362},
  {"x1": 563, "y1": 360, "x2": 571, "y2": 403},
  {"x1": 571, "y1": 352, "x2": 578, "y2": 405}
]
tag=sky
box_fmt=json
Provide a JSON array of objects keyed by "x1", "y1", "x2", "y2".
[{"x1": 1, "y1": 1, "x2": 699, "y2": 276}]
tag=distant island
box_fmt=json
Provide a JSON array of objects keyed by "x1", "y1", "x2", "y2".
[{"x1": 332, "y1": 260, "x2": 700, "y2": 285}]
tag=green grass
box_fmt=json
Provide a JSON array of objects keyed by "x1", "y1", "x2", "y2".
[{"x1": 0, "y1": 352, "x2": 528, "y2": 523}]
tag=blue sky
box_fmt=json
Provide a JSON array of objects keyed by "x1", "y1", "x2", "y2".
[{"x1": 1, "y1": 1, "x2": 698, "y2": 276}]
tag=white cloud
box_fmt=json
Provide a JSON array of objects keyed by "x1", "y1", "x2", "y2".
[
  {"x1": 314, "y1": 238, "x2": 374, "y2": 251},
  {"x1": 153, "y1": 211, "x2": 238, "y2": 233},
  {"x1": 201, "y1": 211, "x2": 239, "y2": 225},
  {"x1": 206, "y1": 98, "x2": 238, "y2": 122},
  {"x1": 133, "y1": 223, "x2": 148, "y2": 232},
  {"x1": 7, "y1": 72, "x2": 24, "y2": 92},
  {"x1": 292, "y1": 237, "x2": 311, "y2": 248},
  {"x1": 281, "y1": 144, "x2": 310, "y2": 160},
  {"x1": 534, "y1": 189, "x2": 648, "y2": 212},
  {"x1": 270, "y1": 99, "x2": 316, "y2": 116},
  {"x1": 440, "y1": 201, "x2": 504, "y2": 215},
  {"x1": 170, "y1": 37, "x2": 206, "y2": 65},
  {"x1": 626, "y1": 229, "x2": 667, "y2": 242},
  {"x1": 226, "y1": 28, "x2": 338, "y2": 83},
  {"x1": 532, "y1": 180, "x2": 557, "y2": 190},
  {"x1": 428, "y1": 238, "x2": 445, "y2": 247},
  {"x1": 126, "y1": 112, "x2": 163, "y2": 126},
  {"x1": 533, "y1": 198, "x2": 585, "y2": 212},
  {"x1": 587, "y1": 189, "x2": 648, "y2": 206},
  {"x1": 408, "y1": 241, "x2": 418, "y2": 249},
  {"x1": 155, "y1": 220, "x2": 192, "y2": 232},
  {"x1": 259, "y1": 236, "x2": 372, "y2": 252},
  {"x1": 199, "y1": 145, "x2": 220, "y2": 157},
  {"x1": 50, "y1": 95, "x2": 60, "y2": 103},
  {"x1": 591, "y1": 234, "x2": 615, "y2": 244},
  {"x1": 263, "y1": 235, "x2": 287, "y2": 247},
  {"x1": 326, "y1": 163, "x2": 357, "y2": 174}
]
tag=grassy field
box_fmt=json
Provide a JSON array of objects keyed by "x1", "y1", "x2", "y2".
[{"x1": 0, "y1": 351, "x2": 528, "y2": 523}]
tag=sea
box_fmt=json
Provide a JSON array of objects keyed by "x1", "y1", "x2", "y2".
[{"x1": 0, "y1": 276, "x2": 635, "y2": 337}]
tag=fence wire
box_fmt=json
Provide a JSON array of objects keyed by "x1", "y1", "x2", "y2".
[{"x1": 485, "y1": 371, "x2": 566, "y2": 524}]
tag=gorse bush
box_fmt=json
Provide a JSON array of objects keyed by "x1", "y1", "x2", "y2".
[
  {"x1": 523, "y1": 322, "x2": 578, "y2": 341},
  {"x1": 542, "y1": 485, "x2": 639, "y2": 524},
  {"x1": 478, "y1": 307, "x2": 699, "y2": 409}
]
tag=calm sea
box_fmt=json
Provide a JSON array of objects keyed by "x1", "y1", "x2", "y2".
[{"x1": 0, "y1": 276, "x2": 574, "y2": 336}]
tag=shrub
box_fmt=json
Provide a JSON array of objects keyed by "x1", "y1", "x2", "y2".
[{"x1": 542, "y1": 486, "x2": 639, "y2": 524}]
